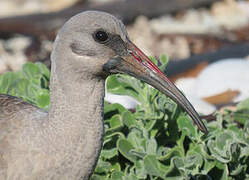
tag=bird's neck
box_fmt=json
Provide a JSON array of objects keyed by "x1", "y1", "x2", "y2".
[
  {"x1": 49, "y1": 74, "x2": 105, "y2": 132},
  {"x1": 48, "y1": 61, "x2": 105, "y2": 179}
]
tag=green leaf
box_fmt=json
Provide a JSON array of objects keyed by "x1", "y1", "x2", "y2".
[
  {"x1": 22, "y1": 62, "x2": 42, "y2": 82},
  {"x1": 109, "y1": 114, "x2": 123, "y2": 129},
  {"x1": 104, "y1": 103, "x2": 126, "y2": 116},
  {"x1": 0, "y1": 72, "x2": 17, "y2": 93},
  {"x1": 36, "y1": 89, "x2": 50, "y2": 110},
  {"x1": 159, "y1": 146, "x2": 184, "y2": 161},
  {"x1": 216, "y1": 132, "x2": 233, "y2": 150},
  {"x1": 144, "y1": 155, "x2": 165, "y2": 178},
  {"x1": 236, "y1": 98, "x2": 249, "y2": 111},
  {"x1": 94, "y1": 159, "x2": 112, "y2": 174},
  {"x1": 111, "y1": 171, "x2": 124, "y2": 179},
  {"x1": 233, "y1": 111, "x2": 249, "y2": 125},
  {"x1": 233, "y1": 98, "x2": 249, "y2": 125},
  {"x1": 125, "y1": 174, "x2": 139, "y2": 180},
  {"x1": 134, "y1": 160, "x2": 147, "y2": 179},
  {"x1": 127, "y1": 130, "x2": 143, "y2": 150},
  {"x1": 159, "y1": 54, "x2": 169, "y2": 71},
  {"x1": 165, "y1": 156, "x2": 183, "y2": 178},
  {"x1": 9, "y1": 78, "x2": 36, "y2": 103},
  {"x1": 117, "y1": 138, "x2": 137, "y2": 163},
  {"x1": 172, "y1": 156, "x2": 184, "y2": 169},
  {"x1": 105, "y1": 114, "x2": 124, "y2": 137},
  {"x1": 184, "y1": 153, "x2": 203, "y2": 171},
  {"x1": 202, "y1": 159, "x2": 216, "y2": 174},
  {"x1": 207, "y1": 139, "x2": 231, "y2": 163},
  {"x1": 177, "y1": 114, "x2": 196, "y2": 138},
  {"x1": 101, "y1": 148, "x2": 118, "y2": 160},
  {"x1": 146, "y1": 138, "x2": 157, "y2": 155},
  {"x1": 122, "y1": 111, "x2": 137, "y2": 128},
  {"x1": 106, "y1": 75, "x2": 140, "y2": 100},
  {"x1": 215, "y1": 163, "x2": 229, "y2": 180},
  {"x1": 91, "y1": 174, "x2": 109, "y2": 180},
  {"x1": 36, "y1": 62, "x2": 50, "y2": 79}
]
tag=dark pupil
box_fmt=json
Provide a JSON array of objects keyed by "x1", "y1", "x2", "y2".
[{"x1": 95, "y1": 31, "x2": 108, "y2": 42}]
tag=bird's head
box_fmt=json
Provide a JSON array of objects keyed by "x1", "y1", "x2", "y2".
[{"x1": 52, "y1": 11, "x2": 208, "y2": 133}]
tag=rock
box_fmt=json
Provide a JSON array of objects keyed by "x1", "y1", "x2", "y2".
[
  {"x1": 196, "y1": 58, "x2": 249, "y2": 102},
  {"x1": 175, "y1": 77, "x2": 216, "y2": 115},
  {"x1": 105, "y1": 92, "x2": 140, "y2": 109},
  {"x1": 175, "y1": 58, "x2": 249, "y2": 114},
  {"x1": 150, "y1": 0, "x2": 249, "y2": 35},
  {"x1": 0, "y1": 36, "x2": 31, "y2": 73},
  {"x1": 0, "y1": 0, "x2": 80, "y2": 17}
]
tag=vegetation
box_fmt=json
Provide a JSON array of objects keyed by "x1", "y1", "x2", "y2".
[{"x1": 0, "y1": 58, "x2": 248, "y2": 180}]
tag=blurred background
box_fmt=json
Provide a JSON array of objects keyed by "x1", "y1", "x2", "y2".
[{"x1": 0, "y1": 0, "x2": 249, "y2": 115}]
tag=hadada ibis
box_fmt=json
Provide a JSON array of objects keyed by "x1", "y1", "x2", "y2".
[{"x1": 0, "y1": 11, "x2": 207, "y2": 180}]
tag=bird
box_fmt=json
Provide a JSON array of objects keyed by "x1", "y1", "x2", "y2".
[{"x1": 0, "y1": 11, "x2": 207, "y2": 180}]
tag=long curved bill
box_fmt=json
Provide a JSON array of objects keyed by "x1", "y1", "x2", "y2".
[{"x1": 110, "y1": 41, "x2": 208, "y2": 133}]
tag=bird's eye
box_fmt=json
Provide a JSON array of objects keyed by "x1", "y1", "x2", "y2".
[{"x1": 93, "y1": 30, "x2": 109, "y2": 43}]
